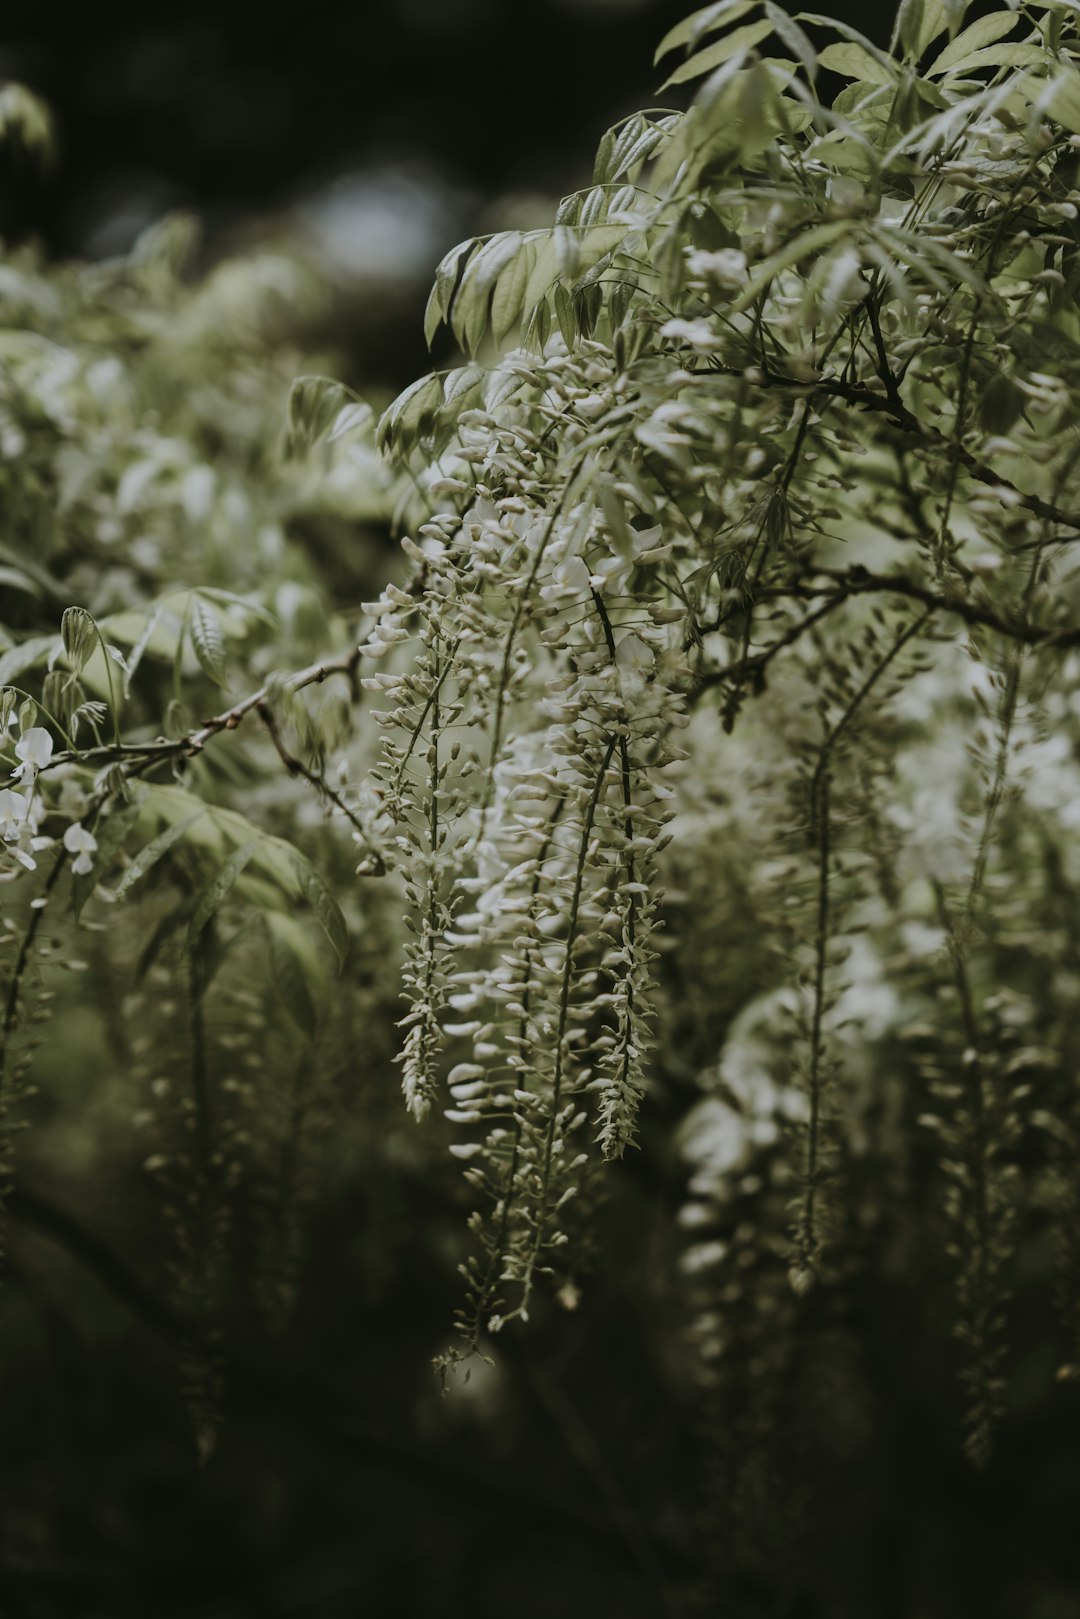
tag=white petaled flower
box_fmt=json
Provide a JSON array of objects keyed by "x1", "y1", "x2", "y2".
[
  {"x1": 0, "y1": 786, "x2": 39, "y2": 870},
  {"x1": 615, "y1": 631, "x2": 654, "y2": 700},
  {"x1": 0, "y1": 787, "x2": 30, "y2": 841},
  {"x1": 63, "y1": 821, "x2": 97, "y2": 877},
  {"x1": 685, "y1": 247, "x2": 748, "y2": 289},
  {"x1": 658, "y1": 317, "x2": 723, "y2": 353},
  {"x1": 12, "y1": 726, "x2": 54, "y2": 784}
]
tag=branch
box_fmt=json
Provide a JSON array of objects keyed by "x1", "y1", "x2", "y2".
[
  {"x1": 691, "y1": 596, "x2": 847, "y2": 696},
  {"x1": 692, "y1": 564, "x2": 1074, "y2": 705},
  {"x1": 256, "y1": 700, "x2": 386, "y2": 872},
  {"x1": 807, "y1": 566, "x2": 1080, "y2": 647},
  {"x1": 699, "y1": 362, "x2": 1080, "y2": 535},
  {"x1": 40, "y1": 645, "x2": 365, "y2": 777}
]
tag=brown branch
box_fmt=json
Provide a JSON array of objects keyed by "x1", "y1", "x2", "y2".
[
  {"x1": 256, "y1": 700, "x2": 385, "y2": 872},
  {"x1": 698, "y1": 362, "x2": 1080, "y2": 535},
  {"x1": 40, "y1": 645, "x2": 366, "y2": 777},
  {"x1": 807, "y1": 566, "x2": 1080, "y2": 647},
  {"x1": 692, "y1": 563, "x2": 1074, "y2": 706},
  {"x1": 692, "y1": 596, "x2": 848, "y2": 695}
]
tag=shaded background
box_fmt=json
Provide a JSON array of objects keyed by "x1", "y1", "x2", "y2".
[{"x1": 0, "y1": 0, "x2": 890, "y2": 386}]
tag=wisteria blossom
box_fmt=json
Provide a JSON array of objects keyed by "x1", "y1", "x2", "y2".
[
  {"x1": 62, "y1": 820, "x2": 98, "y2": 876},
  {"x1": 0, "y1": 785, "x2": 48, "y2": 871},
  {"x1": 12, "y1": 726, "x2": 54, "y2": 784}
]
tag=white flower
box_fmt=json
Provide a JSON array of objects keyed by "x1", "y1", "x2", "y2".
[
  {"x1": 615, "y1": 631, "x2": 654, "y2": 699},
  {"x1": 0, "y1": 787, "x2": 45, "y2": 871},
  {"x1": 0, "y1": 787, "x2": 30, "y2": 838},
  {"x1": 685, "y1": 247, "x2": 748, "y2": 289},
  {"x1": 540, "y1": 554, "x2": 592, "y2": 601},
  {"x1": 12, "y1": 726, "x2": 54, "y2": 783},
  {"x1": 615, "y1": 632, "x2": 653, "y2": 674},
  {"x1": 63, "y1": 821, "x2": 98, "y2": 876},
  {"x1": 659, "y1": 317, "x2": 723, "y2": 353}
]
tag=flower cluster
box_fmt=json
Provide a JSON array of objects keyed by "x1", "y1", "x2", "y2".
[
  {"x1": 364, "y1": 340, "x2": 700, "y2": 1345},
  {"x1": 1, "y1": 725, "x2": 53, "y2": 874},
  {"x1": 0, "y1": 720, "x2": 98, "y2": 879}
]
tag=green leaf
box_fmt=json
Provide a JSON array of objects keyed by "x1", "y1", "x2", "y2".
[
  {"x1": 188, "y1": 838, "x2": 261, "y2": 946},
  {"x1": 190, "y1": 596, "x2": 227, "y2": 688},
  {"x1": 423, "y1": 281, "x2": 444, "y2": 348},
  {"x1": 114, "y1": 810, "x2": 207, "y2": 900},
  {"x1": 594, "y1": 123, "x2": 618, "y2": 184},
  {"x1": 940, "y1": 43, "x2": 1046, "y2": 76},
  {"x1": 1044, "y1": 65, "x2": 1080, "y2": 134},
  {"x1": 376, "y1": 372, "x2": 444, "y2": 454},
  {"x1": 485, "y1": 367, "x2": 528, "y2": 411},
  {"x1": 730, "y1": 219, "x2": 855, "y2": 312},
  {"x1": 575, "y1": 282, "x2": 603, "y2": 341},
  {"x1": 285, "y1": 376, "x2": 363, "y2": 457},
  {"x1": 654, "y1": 0, "x2": 757, "y2": 63},
  {"x1": 490, "y1": 239, "x2": 536, "y2": 343},
  {"x1": 763, "y1": 1, "x2": 817, "y2": 76},
  {"x1": 909, "y1": 0, "x2": 950, "y2": 57},
  {"x1": 452, "y1": 233, "x2": 524, "y2": 355},
  {"x1": 979, "y1": 373, "x2": 1024, "y2": 435},
  {"x1": 292, "y1": 854, "x2": 348, "y2": 968},
  {"x1": 326, "y1": 401, "x2": 374, "y2": 444},
  {"x1": 897, "y1": 0, "x2": 925, "y2": 59},
  {"x1": 517, "y1": 225, "x2": 625, "y2": 327},
  {"x1": 0, "y1": 565, "x2": 42, "y2": 600},
  {"x1": 606, "y1": 114, "x2": 643, "y2": 181},
  {"x1": 553, "y1": 223, "x2": 581, "y2": 280},
  {"x1": 577, "y1": 186, "x2": 608, "y2": 230},
  {"x1": 0, "y1": 634, "x2": 58, "y2": 688},
  {"x1": 927, "y1": 11, "x2": 1020, "y2": 75},
  {"x1": 522, "y1": 297, "x2": 551, "y2": 354},
  {"x1": 610, "y1": 117, "x2": 672, "y2": 181},
  {"x1": 265, "y1": 912, "x2": 319, "y2": 1038},
  {"x1": 433, "y1": 238, "x2": 477, "y2": 320},
  {"x1": 553, "y1": 282, "x2": 577, "y2": 348},
  {"x1": 661, "y1": 18, "x2": 775, "y2": 87},
  {"x1": 809, "y1": 131, "x2": 877, "y2": 177},
  {"x1": 817, "y1": 41, "x2": 899, "y2": 85}
]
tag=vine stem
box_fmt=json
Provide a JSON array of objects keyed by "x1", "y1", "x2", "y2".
[
  {"x1": 591, "y1": 589, "x2": 643, "y2": 1156},
  {"x1": 460, "y1": 795, "x2": 567, "y2": 1351},
  {"x1": 796, "y1": 613, "x2": 929, "y2": 1280},
  {"x1": 0, "y1": 845, "x2": 70, "y2": 1097},
  {"x1": 516, "y1": 734, "x2": 618, "y2": 1317},
  {"x1": 39, "y1": 645, "x2": 366, "y2": 778}
]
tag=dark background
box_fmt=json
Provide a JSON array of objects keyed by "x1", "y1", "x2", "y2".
[{"x1": 0, "y1": 0, "x2": 890, "y2": 385}]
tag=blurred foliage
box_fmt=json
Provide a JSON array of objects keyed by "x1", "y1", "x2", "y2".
[{"x1": 5, "y1": 3, "x2": 1080, "y2": 1617}]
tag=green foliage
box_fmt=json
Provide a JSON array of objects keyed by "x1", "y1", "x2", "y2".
[
  {"x1": 7, "y1": 0, "x2": 1080, "y2": 1606},
  {"x1": 0, "y1": 218, "x2": 402, "y2": 1453},
  {"x1": 369, "y1": 0, "x2": 1080, "y2": 1453}
]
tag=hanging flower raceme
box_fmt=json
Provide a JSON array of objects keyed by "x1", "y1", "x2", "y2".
[{"x1": 368, "y1": 349, "x2": 694, "y2": 1349}]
